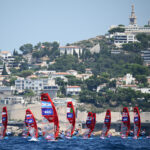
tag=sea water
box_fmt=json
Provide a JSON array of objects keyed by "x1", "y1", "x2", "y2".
[{"x1": 0, "y1": 136, "x2": 150, "y2": 150}]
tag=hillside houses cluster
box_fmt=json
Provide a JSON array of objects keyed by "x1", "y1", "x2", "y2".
[
  {"x1": 1, "y1": 61, "x2": 150, "y2": 105},
  {"x1": 0, "y1": 66, "x2": 93, "y2": 105}
]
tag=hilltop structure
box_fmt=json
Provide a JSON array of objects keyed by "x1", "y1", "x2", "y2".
[
  {"x1": 129, "y1": 5, "x2": 137, "y2": 26},
  {"x1": 59, "y1": 45, "x2": 82, "y2": 57},
  {"x1": 108, "y1": 5, "x2": 150, "y2": 47}
]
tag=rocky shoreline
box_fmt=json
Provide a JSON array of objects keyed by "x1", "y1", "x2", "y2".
[{"x1": 7, "y1": 125, "x2": 121, "y2": 137}]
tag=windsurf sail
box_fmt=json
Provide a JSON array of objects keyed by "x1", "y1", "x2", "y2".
[
  {"x1": 41, "y1": 93, "x2": 59, "y2": 140},
  {"x1": 101, "y1": 109, "x2": 111, "y2": 138},
  {"x1": 23, "y1": 109, "x2": 38, "y2": 138},
  {"x1": 133, "y1": 107, "x2": 141, "y2": 138},
  {"x1": 66, "y1": 101, "x2": 76, "y2": 137},
  {"x1": 0, "y1": 107, "x2": 8, "y2": 139},
  {"x1": 120, "y1": 107, "x2": 130, "y2": 138},
  {"x1": 83, "y1": 112, "x2": 94, "y2": 138}
]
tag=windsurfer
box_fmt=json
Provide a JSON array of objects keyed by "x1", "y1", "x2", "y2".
[
  {"x1": 133, "y1": 108, "x2": 141, "y2": 139},
  {"x1": 65, "y1": 124, "x2": 72, "y2": 137},
  {"x1": 100, "y1": 110, "x2": 111, "y2": 139},
  {"x1": 120, "y1": 108, "x2": 130, "y2": 138}
]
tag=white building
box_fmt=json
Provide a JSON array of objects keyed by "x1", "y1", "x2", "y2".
[
  {"x1": 51, "y1": 72, "x2": 72, "y2": 79},
  {"x1": 85, "y1": 68, "x2": 92, "y2": 74},
  {"x1": 15, "y1": 78, "x2": 59, "y2": 99},
  {"x1": 59, "y1": 46, "x2": 82, "y2": 57},
  {"x1": 108, "y1": 5, "x2": 150, "y2": 47},
  {"x1": 42, "y1": 85, "x2": 59, "y2": 100},
  {"x1": 35, "y1": 70, "x2": 56, "y2": 76},
  {"x1": 75, "y1": 74, "x2": 92, "y2": 80},
  {"x1": 67, "y1": 70, "x2": 78, "y2": 76},
  {"x1": 0, "y1": 86, "x2": 15, "y2": 95},
  {"x1": 141, "y1": 51, "x2": 150, "y2": 66},
  {"x1": 97, "y1": 83, "x2": 107, "y2": 92},
  {"x1": 113, "y1": 32, "x2": 138, "y2": 48},
  {"x1": 53, "y1": 97, "x2": 76, "y2": 106},
  {"x1": 0, "y1": 51, "x2": 12, "y2": 59},
  {"x1": 123, "y1": 74, "x2": 136, "y2": 85},
  {"x1": 136, "y1": 88, "x2": 150, "y2": 94},
  {"x1": 0, "y1": 96, "x2": 24, "y2": 105},
  {"x1": 66, "y1": 86, "x2": 81, "y2": 95}
]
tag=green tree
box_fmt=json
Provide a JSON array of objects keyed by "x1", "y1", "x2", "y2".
[
  {"x1": 9, "y1": 77, "x2": 17, "y2": 86},
  {"x1": 122, "y1": 42, "x2": 142, "y2": 52},
  {"x1": 135, "y1": 75, "x2": 148, "y2": 86},
  {"x1": 108, "y1": 27, "x2": 125, "y2": 34},
  {"x1": 2, "y1": 63, "x2": 8, "y2": 75},
  {"x1": 19, "y1": 62, "x2": 29, "y2": 71},
  {"x1": 19, "y1": 70, "x2": 33, "y2": 78},
  {"x1": 136, "y1": 33, "x2": 150, "y2": 49},
  {"x1": 19, "y1": 43, "x2": 33, "y2": 54},
  {"x1": 13, "y1": 49, "x2": 18, "y2": 56}
]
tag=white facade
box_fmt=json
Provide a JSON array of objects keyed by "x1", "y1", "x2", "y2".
[
  {"x1": 59, "y1": 46, "x2": 82, "y2": 57},
  {"x1": 67, "y1": 70, "x2": 78, "y2": 76},
  {"x1": 0, "y1": 96, "x2": 24, "y2": 105},
  {"x1": 97, "y1": 83, "x2": 107, "y2": 92},
  {"x1": 123, "y1": 74, "x2": 135, "y2": 85},
  {"x1": 42, "y1": 85, "x2": 59, "y2": 100},
  {"x1": 66, "y1": 86, "x2": 81, "y2": 95},
  {"x1": 113, "y1": 32, "x2": 138, "y2": 48},
  {"x1": 136, "y1": 88, "x2": 150, "y2": 94},
  {"x1": 141, "y1": 51, "x2": 150, "y2": 66},
  {"x1": 125, "y1": 26, "x2": 150, "y2": 34},
  {"x1": 0, "y1": 51, "x2": 12, "y2": 59},
  {"x1": 53, "y1": 97, "x2": 76, "y2": 106},
  {"x1": 85, "y1": 68, "x2": 92, "y2": 74},
  {"x1": 35, "y1": 70, "x2": 56, "y2": 76},
  {"x1": 51, "y1": 72, "x2": 72, "y2": 79},
  {"x1": 15, "y1": 78, "x2": 59, "y2": 99},
  {"x1": 15, "y1": 78, "x2": 55, "y2": 92}
]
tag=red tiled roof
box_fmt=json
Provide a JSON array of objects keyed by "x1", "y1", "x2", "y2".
[
  {"x1": 55, "y1": 72, "x2": 71, "y2": 75},
  {"x1": 67, "y1": 86, "x2": 81, "y2": 88},
  {"x1": 59, "y1": 46, "x2": 80, "y2": 49}
]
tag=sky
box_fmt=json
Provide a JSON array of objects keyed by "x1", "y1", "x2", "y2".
[{"x1": 0, "y1": 0, "x2": 150, "y2": 52}]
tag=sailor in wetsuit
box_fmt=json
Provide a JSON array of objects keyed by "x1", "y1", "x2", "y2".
[
  {"x1": 134, "y1": 110, "x2": 139, "y2": 138},
  {"x1": 101, "y1": 112, "x2": 110, "y2": 138},
  {"x1": 121, "y1": 109, "x2": 128, "y2": 138}
]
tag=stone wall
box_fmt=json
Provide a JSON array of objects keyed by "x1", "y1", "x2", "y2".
[{"x1": 0, "y1": 104, "x2": 150, "y2": 124}]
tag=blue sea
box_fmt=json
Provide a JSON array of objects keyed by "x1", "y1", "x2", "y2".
[{"x1": 0, "y1": 136, "x2": 150, "y2": 150}]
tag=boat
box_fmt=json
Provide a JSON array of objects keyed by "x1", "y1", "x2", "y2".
[
  {"x1": 133, "y1": 107, "x2": 141, "y2": 139},
  {"x1": 22, "y1": 109, "x2": 38, "y2": 139},
  {"x1": 66, "y1": 101, "x2": 76, "y2": 138},
  {"x1": 83, "y1": 112, "x2": 95, "y2": 139},
  {"x1": 100, "y1": 109, "x2": 111, "y2": 139},
  {"x1": 41, "y1": 93, "x2": 59, "y2": 141},
  {"x1": 0, "y1": 106, "x2": 8, "y2": 139},
  {"x1": 120, "y1": 107, "x2": 130, "y2": 138}
]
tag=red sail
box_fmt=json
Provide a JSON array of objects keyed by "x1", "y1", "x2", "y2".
[
  {"x1": 41, "y1": 93, "x2": 59, "y2": 139},
  {"x1": 101, "y1": 109, "x2": 111, "y2": 137},
  {"x1": 133, "y1": 107, "x2": 141, "y2": 138},
  {"x1": 66, "y1": 101, "x2": 76, "y2": 137},
  {"x1": 24, "y1": 109, "x2": 38, "y2": 138},
  {"x1": 85, "y1": 112, "x2": 94, "y2": 138},
  {"x1": 1, "y1": 107, "x2": 8, "y2": 138},
  {"x1": 121, "y1": 107, "x2": 130, "y2": 138}
]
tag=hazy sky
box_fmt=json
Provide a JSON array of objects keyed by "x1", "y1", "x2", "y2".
[{"x1": 0, "y1": 0, "x2": 150, "y2": 52}]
